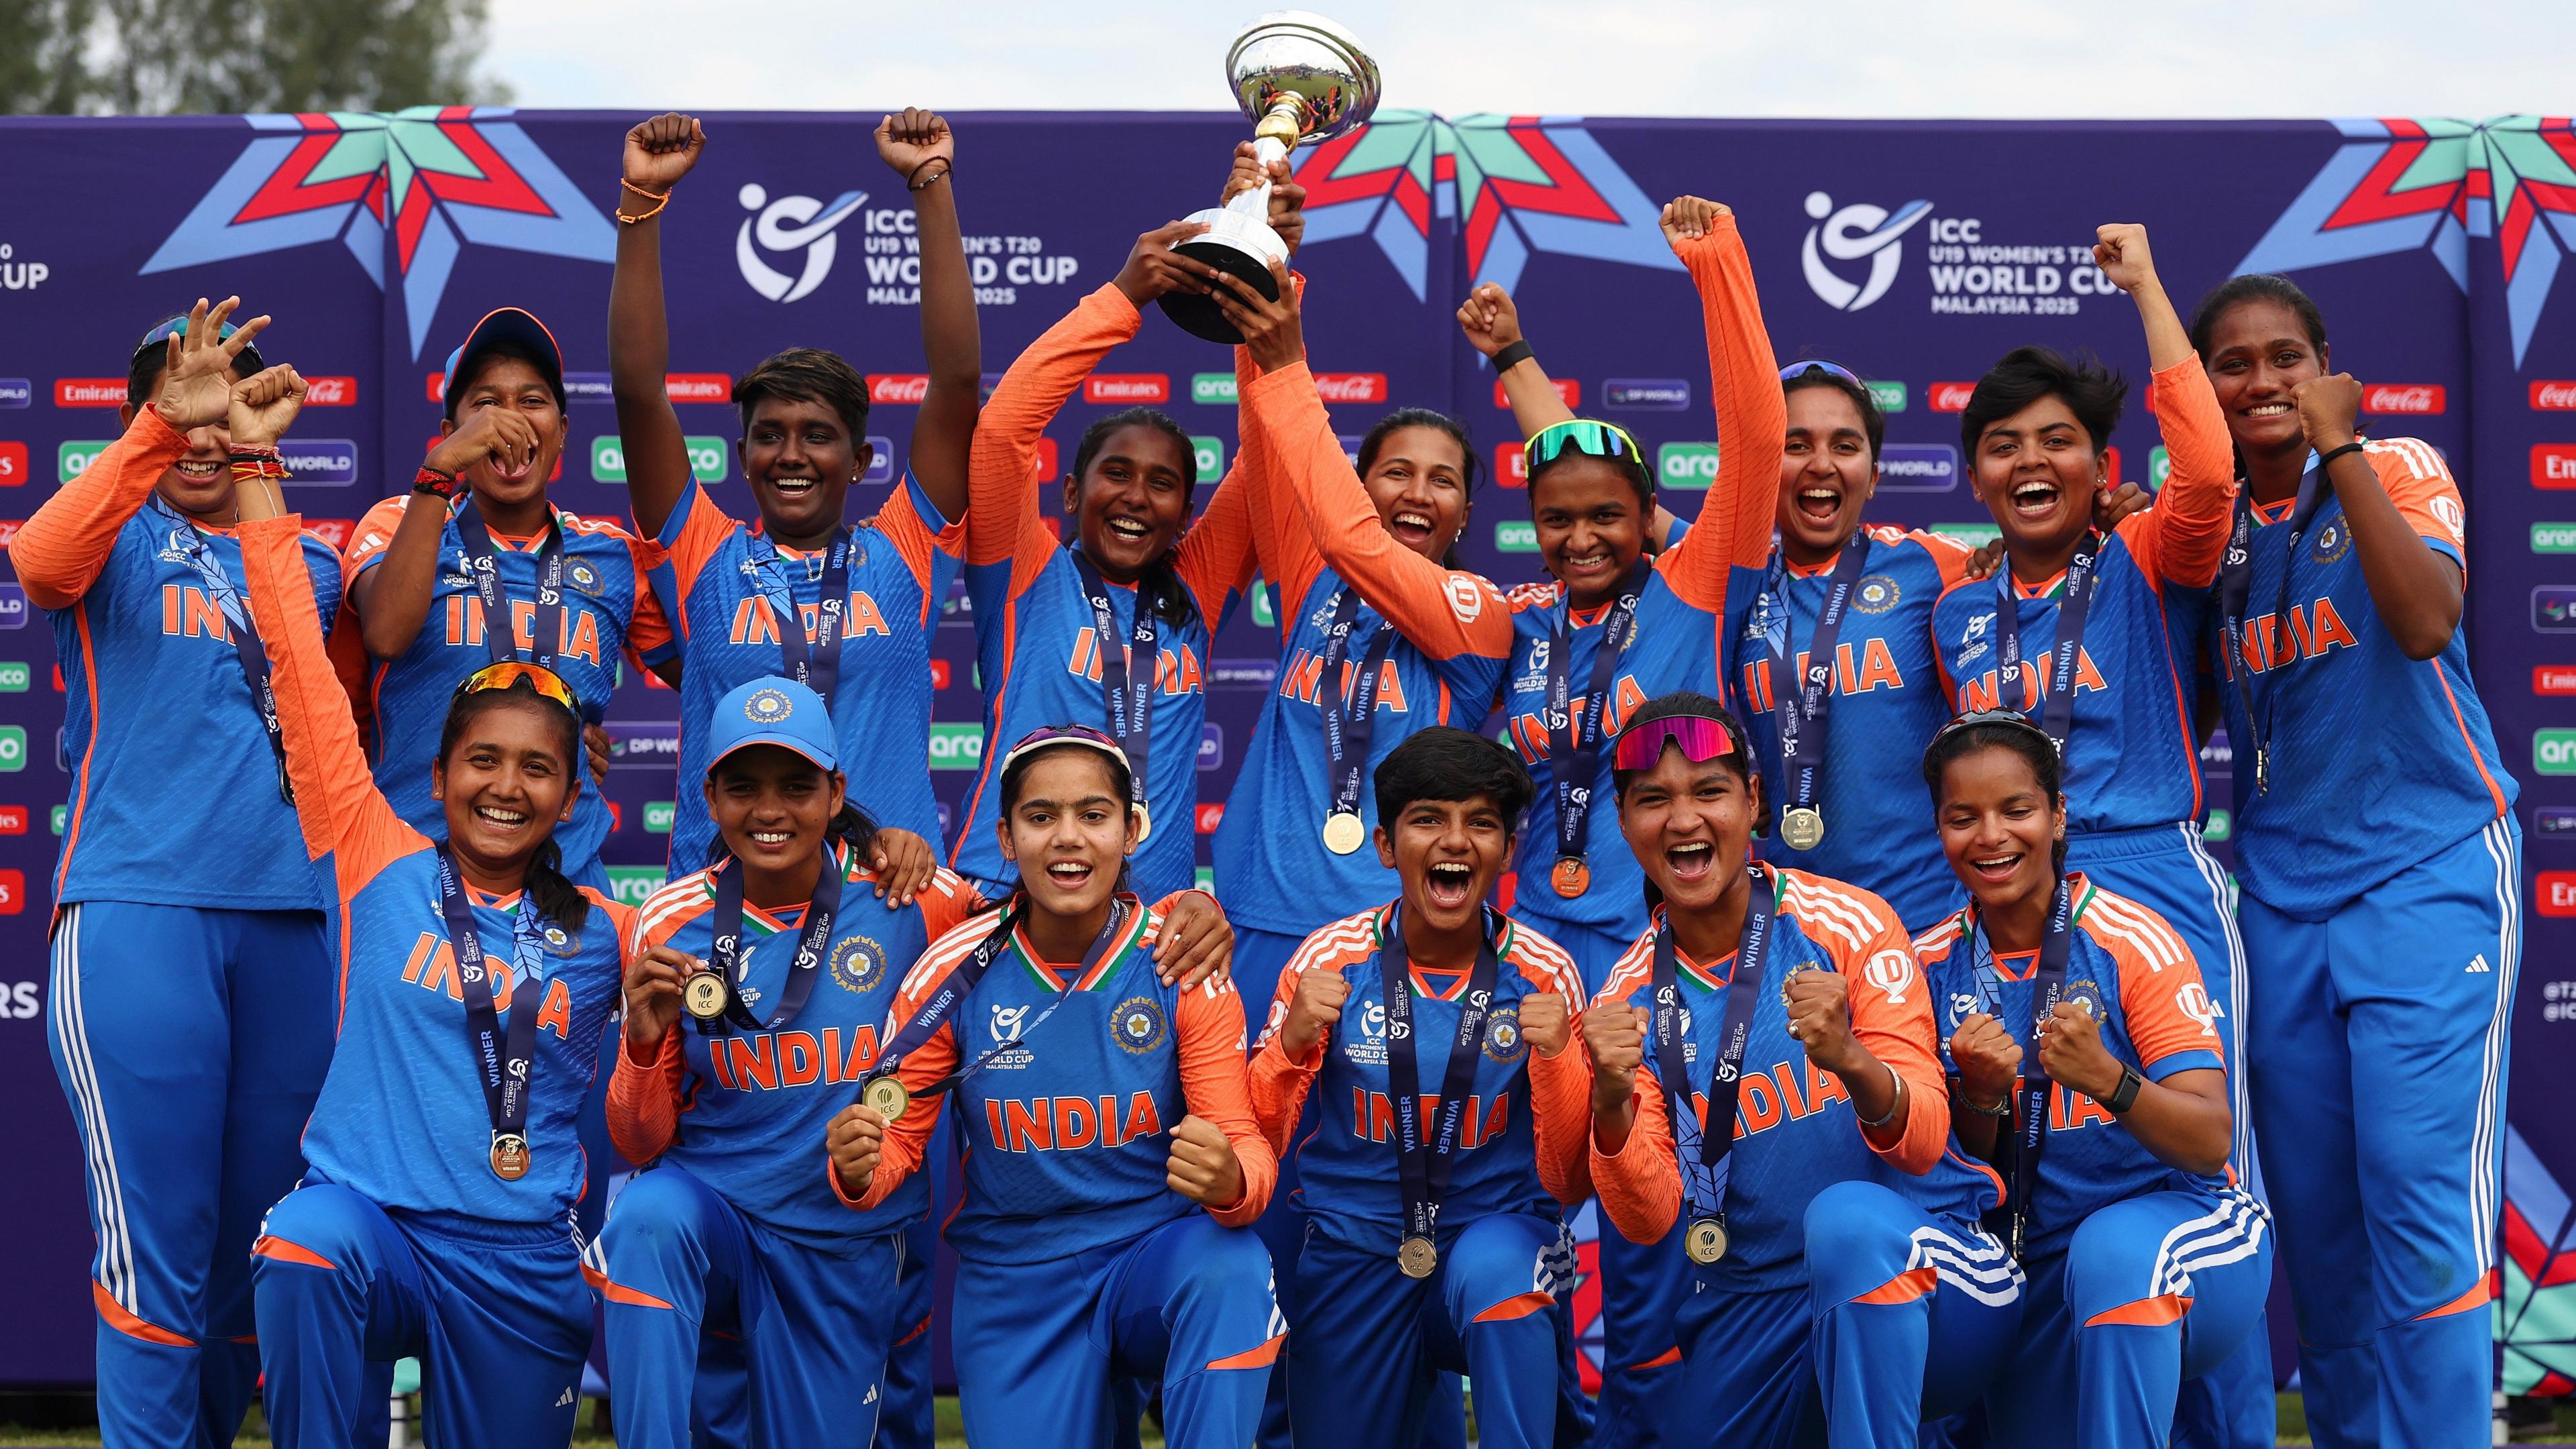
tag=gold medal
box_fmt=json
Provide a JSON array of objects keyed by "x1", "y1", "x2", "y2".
[
  {"x1": 1780, "y1": 806, "x2": 1825, "y2": 853},
  {"x1": 1550, "y1": 856, "x2": 1591, "y2": 899},
  {"x1": 863, "y1": 1074, "x2": 910, "y2": 1123},
  {"x1": 682, "y1": 969, "x2": 731, "y2": 1021},
  {"x1": 490, "y1": 1134, "x2": 531, "y2": 1182},
  {"x1": 1397, "y1": 1234, "x2": 1438, "y2": 1279},
  {"x1": 1322, "y1": 811, "x2": 1366, "y2": 855},
  {"x1": 1132, "y1": 801, "x2": 1154, "y2": 843},
  {"x1": 1684, "y1": 1216, "x2": 1728, "y2": 1265}
]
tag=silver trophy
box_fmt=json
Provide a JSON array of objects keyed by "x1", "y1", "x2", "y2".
[{"x1": 1161, "y1": 11, "x2": 1381, "y2": 343}]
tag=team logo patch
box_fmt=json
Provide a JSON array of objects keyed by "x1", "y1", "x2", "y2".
[
  {"x1": 2060, "y1": 978, "x2": 2106, "y2": 1025},
  {"x1": 1483, "y1": 1004, "x2": 1525, "y2": 1063},
  {"x1": 744, "y1": 687, "x2": 794, "y2": 724},
  {"x1": 1111, "y1": 996, "x2": 1169, "y2": 1055},
  {"x1": 542, "y1": 924, "x2": 581, "y2": 956},
  {"x1": 1852, "y1": 574, "x2": 1901, "y2": 614},
  {"x1": 1861, "y1": 948, "x2": 1913, "y2": 1003},
  {"x1": 2310, "y1": 519, "x2": 2352, "y2": 564},
  {"x1": 566, "y1": 558, "x2": 604, "y2": 596},
  {"x1": 829, "y1": 935, "x2": 885, "y2": 995}
]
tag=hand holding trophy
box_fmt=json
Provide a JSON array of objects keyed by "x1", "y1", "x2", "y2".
[{"x1": 1159, "y1": 11, "x2": 1380, "y2": 343}]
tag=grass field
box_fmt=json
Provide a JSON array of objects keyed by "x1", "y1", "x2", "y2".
[{"x1": 1, "y1": 1394, "x2": 2572, "y2": 1445}]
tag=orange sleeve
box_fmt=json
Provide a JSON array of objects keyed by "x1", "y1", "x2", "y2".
[
  {"x1": 1589, "y1": 1063, "x2": 1684, "y2": 1245},
  {"x1": 1662, "y1": 219, "x2": 1788, "y2": 606},
  {"x1": 912, "y1": 869, "x2": 988, "y2": 940},
  {"x1": 14, "y1": 407, "x2": 188, "y2": 610},
  {"x1": 339, "y1": 494, "x2": 415, "y2": 580},
  {"x1": 606, "y1": 1024, "x2": 686, "y2": 1165},
  {"x1": 2123, "y1": 358, "x2": 2239, "y2": 591},
  {"x1": 1171, "y1": 464, "x2": 1256, "y2": 629},
  {"x1": 872, "y1": 476, "x2": 971, "y2": 606},
  {"x1": 1245, "y1": 361, "x2": 1515, "y2": 662},
  {"x1": 839, "y1": 949, "x2": 968, "y2": 1212},
  {"x1": 2371, "y1": 442, "x2": 2469, "y2": 570},
  {"x1": 2102, "y1": 923, "x2": 2228, "y2": 1078},
  {"x1": 239, "y1": 516, "x2": 427, "y2": 895},
  {"x1": 1829, "y1": 908, "x2": 1951, "y2": 1174},
  {"x1": 1177, "y1": 980, "x2": 1277, "y2": 1226},
  {"x1": 1526, "y1": 1032, "x2": 1595, "y2": 1208},
  {"x1": 1246, "y1": 965, "x2": 1324, "y2": 1159},
  {"x1": 969, "y1": 284, "x2": 1140, "y2": 584},
  {"x1": 621, "y1": 533, "x2": 676, "y2": 663},
  {"x1": 653, "y1": 484, "x2": 743, "y2": 631},
  {"x1": 1232, "y1": 285, "x2": 1324, "y2": 627}
]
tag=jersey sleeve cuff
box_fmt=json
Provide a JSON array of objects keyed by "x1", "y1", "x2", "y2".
[{"x1": 2142, "y1": 1049, "x2": 2224, "y2": 1082}]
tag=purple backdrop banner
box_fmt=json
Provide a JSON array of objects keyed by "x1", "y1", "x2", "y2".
[{"x1": 0, "y1": 107, "x2": 2563, "y2": 1393}]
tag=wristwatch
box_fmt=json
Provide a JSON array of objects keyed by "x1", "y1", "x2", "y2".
[{"x1": 2104, "y1": 1064, "x2": 2144, "y2": 1114}]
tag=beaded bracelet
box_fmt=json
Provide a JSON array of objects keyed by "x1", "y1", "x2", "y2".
[{"x1": 616, "y1": 177, "x2": 672, "y2": 225}]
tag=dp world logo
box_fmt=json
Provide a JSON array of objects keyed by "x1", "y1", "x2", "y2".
[
  {"x1": 1801, "y1": 192, "x2": 1931, "y2": 312},
  {"x1": 737, "y1": 184, "x2": 868, "y2": 303}
]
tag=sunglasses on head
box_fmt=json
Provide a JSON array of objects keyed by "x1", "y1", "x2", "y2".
[
  {"x1": 1779, "y1": 360, "x2": 1865, "y2": 387},
  {"x1": 1524, "y1": 419, "x2": 1644, "y2": 468},
  {"x1": 132, "y1": 314, "x2": 264, "y2": 375},
  {"x1": 1612, "y1": 713, "x2": 1749, "y2": 773},
  {"x1": 454, "y1": 661, "x2": 580, "y2": 715},
  {"x1": 1930, "y1": 708, "x2": 2051, "y2": 748}
]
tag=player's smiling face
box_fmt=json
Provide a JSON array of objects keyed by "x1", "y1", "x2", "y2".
[
  {"x1": 1376, "y1": 794, "x2": 1511, "y2": 937},
  {"x1": 998, "y1": 749, "x2": 1138, "y2": 920},
  {"x1": 1064, "y1": 423, "x2": 1193, "y2": 585},
  {"x1": 1934, "y1": 744, "x2": 2065, "y2": 917},
  {"x1": 2202, "y1": 298, "x2": 2326, "y2": 460},
  {"x1": 742, "y1": 395, "x2": 865, "y2": 549},
  {"x1": 706, "y1": 745, "x2": 845, "y2": 878},
  {"x1": 1529, "y1": 457, "x2": 1648, "y2": 610},
  {"x1": 125, "y1": 360, "x2": 239, "y2": 521},
  {"x1": 1362, "y1": 425, "x2": 1471, "y2": 564},
  {"x1": 1971, "y1": 396, "x2": 2102, "y2": 563},
  {"x1": 1616, "y1": 741, "x2": 1757, "y2": 915},
  {"x1": 1777, "y1": 385, "x2": 1876, "y2": 566},
  {"x1": 432, "y1": 696, "x2": 580, "y2": 877},
  {"x1": 445, "y1": 356, "x2": 566, "y2": 512}
]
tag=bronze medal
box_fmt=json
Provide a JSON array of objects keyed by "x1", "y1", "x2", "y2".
[
  {"x1": 1322, "y1": 811, "x2": 1366, "y2": 856},
  {"x1": 1780, "y1": 806, "x2": 1825, "y2": 853},
  {"x1": 863, "y1": 1074, "x2": 910, "y2": 1124},
  {"x1": 1684, "y1": 1216, "x2": 1729, "y2": 1265},
  {"x1": 1397, "y1": 1234, "x2": 1438, "y2": 1279},
  {"x1": 682, "y1": 969, "x2": 731, "y2": 1021},
  {"x1": 490, "y1": 1133, "x2": 531, "y2": 1182},
  {"x1": 1550, "y1": 856, "x2": 1591, "y2": 899}
]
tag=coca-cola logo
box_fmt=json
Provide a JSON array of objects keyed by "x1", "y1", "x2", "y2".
[
  {"x1": 0, "y1": 521, "x2": 22, "y2": 549},
  {"x1": 1195, "y1": 803, "x2": 1225, "y2": 834},
  {"x1": 1085, "y1": 374, "x2": 1169, "y2": 405},
  {"x1": 2361, "y1": 384, "x2": 2445, "y2": 415},
  {"x1": 303, "y1": 519, "x2": 357, "y2": 549},
  {"x1": 54, "y1": 378, "x2": 125, "y2": 407},
  {"x1": 1928, "y1": 382, "x2": 1977, "y2": 412},
  {"x1": 1312, "y1": 372, "x2": 1389, "y2": 405},
  {"x1": 868, "y1": 374, "x2": 930, "y2": 405},
  {"x1": 2532, "y1": 380, "x2": 2576, "y2": 411},
  {"x1": 301, "y1": 376, "x2": 358, "y2": 407}
]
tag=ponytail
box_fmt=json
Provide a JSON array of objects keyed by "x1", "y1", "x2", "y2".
[{"x1": 522, "y1": 837, "x2": 592, "y2": 937}]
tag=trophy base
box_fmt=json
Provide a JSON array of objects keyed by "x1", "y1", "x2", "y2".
[{"x1": 1160, "y1": 207, "x2": 1288, "y2": 344}]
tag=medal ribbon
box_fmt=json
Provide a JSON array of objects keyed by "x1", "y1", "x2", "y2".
[
  {"x1": 700, "y1": 846, "x2": 848, "y2": 1034},
  {"x1": 453, "y1": 499, "x2": 569, "y2": 683},
  {"x1": 1548, "y1": 561, "x2": 1650, "y2": 865},
  {"x1": 747, "y1": 528, "x2": 854, "y2": 705},
  {"x1": 150, "y1": 497, "x2": 292, "y2": 802},
  {"x1": 1764, "y1": 540, "x2": 1870, "y2": 837},
  {"x1": 1069, "y1": 551, "x2": 1158, "y2": 822},
  {"x1": 1990, "y1": 536, "x2": 2102, "y2": 758},
  {"x1": 2216, "y1": 462, "x2": 2327, "y2": 794},
  {"x1": 1320, "y1": 588, "x2": 1401, "y2": 823},
  {"x1": 1648, "y1": 867, "x2": 1778, "y2": 1222},
  {"x1": 863, "y1": 896, "x2": 1133, "y2": 1099},
  {"x1": 434, "y1": 845, "x2": 546, "y2": 1165},
  {"x1": 1973, "y1": 875, "x2": 2078, "y2": 1254},
  {"x1": 1380, "y1": 905, "x2": 1503, "y2": 1246}
]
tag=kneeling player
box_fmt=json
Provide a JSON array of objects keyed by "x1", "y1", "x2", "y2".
[
  {"x1": 1252, "y1": 727, "x2": 1589, "y2": 1449},
  {"x1": 1577, "y1": 694, "x2": 2019, "y2": 1448},
  {"x1": 836, "y1": 725, "x2": 1279, "y2": 1449},
  {"x1": 1917, "y1": 712, "x2": 2270, "y2": 1448}
]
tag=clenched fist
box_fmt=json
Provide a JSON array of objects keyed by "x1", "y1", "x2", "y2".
[
  {"x1": 1583, "y1": 1002, "x2": 1649, "y2": 1114},
  {"x1": 1520, "y1": 991, "x2": 1572, "y2": 1059},
  {"x1": 1278, "y1": 967, "x2": 1350, "y2": 1060},
  {"x1": 826, "y1": 1102, "x2": 888, "y2": 1199},
  {"x1": 1948, "y1": 1012, "x2": 2022, "y2": 1114},
  {"x1": 1166, "y1": 1114, "x2": 1246, "y2": 1208}
]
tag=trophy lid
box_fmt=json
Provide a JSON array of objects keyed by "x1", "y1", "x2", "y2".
[{"x1": 1226, "y1": 12, "x2": 1381, "y2": 147}]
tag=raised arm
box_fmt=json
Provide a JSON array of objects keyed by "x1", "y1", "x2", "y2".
[
  {"x1": 2094, "y1": 225, "x2": 2235, "y2": 589},
  {"x1": 17, "y1": 299, "x2": 266, "y2": 609},
  {"x1": 1665, "y1": 201, "x2": 1788, "y2": 606},
  {"x1": 876, "y1": 109, "x2": 976, "y2": 524},
  {"x1": 1458, "y1": 284, "x2": 1577, "y2": 437},
  {"x1": 609, "y1": 113, "x2": 706, "y2": 543}
]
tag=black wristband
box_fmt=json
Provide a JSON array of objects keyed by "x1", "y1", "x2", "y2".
[
  {"x1": 413, "y1": 465, "x2": 461, "y2": 499},
  {"x1": 2104, "y1": 1064, "x2": 2144, "y2": 1114},
  {"x1": 2315, "y1": 440, "x2": 2367, "y2": 470},
  {"x1": 1491, "y1": 339, "x2": 1536, "y2": 373}
]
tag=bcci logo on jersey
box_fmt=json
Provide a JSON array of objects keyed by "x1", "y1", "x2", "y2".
[
  {"x1": 2312, "y1": 519, "x2": 2353, "y2": 564},
  {"x1": 1111, "y1": 996, "x2": 1168, "y2": 1055},
  {"x1": 830, "y1": 936, "x2": 885, "y2": 996},
  {"x1": 1483, "y1": 1004, "x2": 1525, "y2": 1064},
  {"x1": 1854, "y1": 576, "x2": 1901, "y2": 614},
  {"x1": 567, "y1": 558, "x2": 604, "y2": 596}
]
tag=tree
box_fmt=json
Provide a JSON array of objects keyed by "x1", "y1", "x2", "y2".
[{"x1": 3, "y1": 0, "x2": 509, "y2": 114}]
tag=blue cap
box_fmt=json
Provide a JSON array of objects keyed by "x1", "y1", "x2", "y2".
[
  {"x1": 705, "y1": 677, "x2": 839, "y2": 775},
  {"x1": 441, "y1": 306, "x2": 565, "y2": 418}
]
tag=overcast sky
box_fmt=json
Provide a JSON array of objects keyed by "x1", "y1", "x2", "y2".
[{"x1": 485, "y1": 0, "x2": 2561, "y2": 120}]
